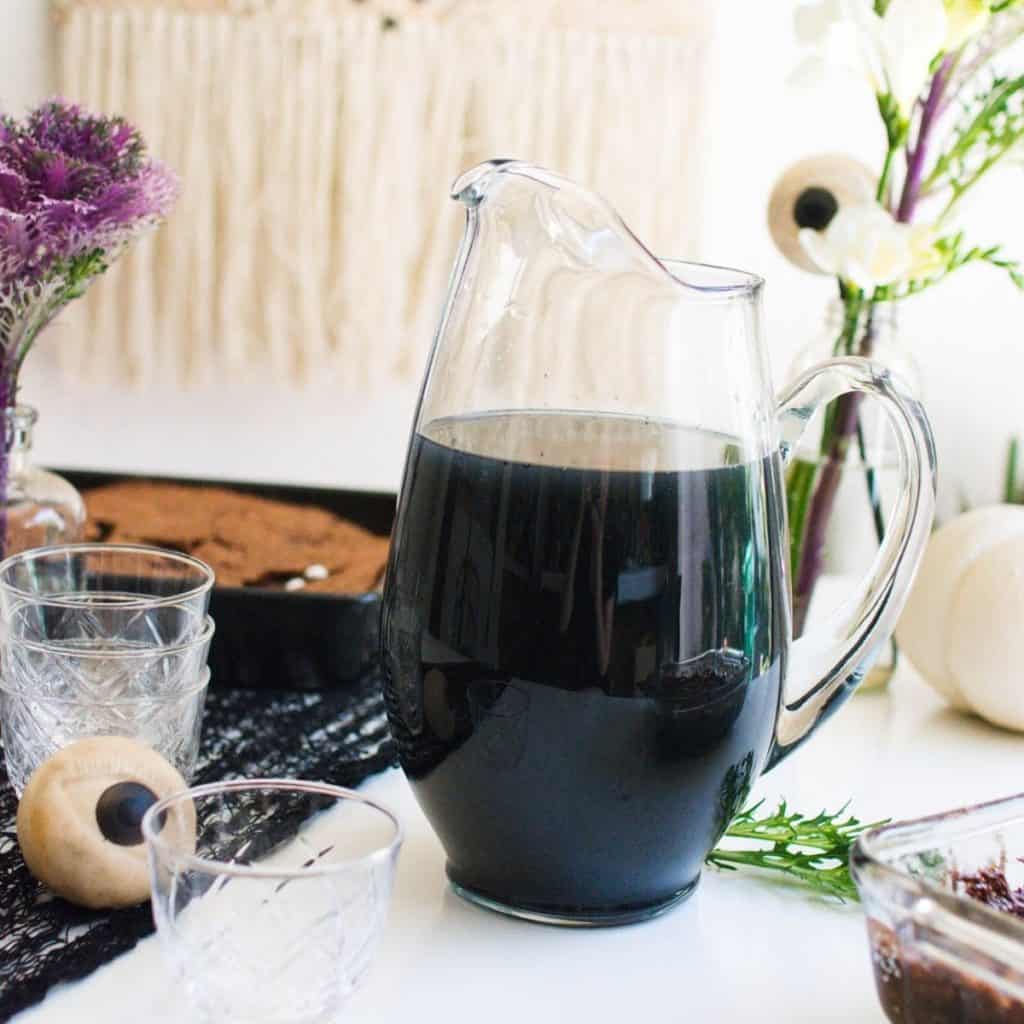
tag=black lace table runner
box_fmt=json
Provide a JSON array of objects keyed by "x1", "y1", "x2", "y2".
[{"x1": 0, "y1": 675, "x2": 397, "y2": 1021}]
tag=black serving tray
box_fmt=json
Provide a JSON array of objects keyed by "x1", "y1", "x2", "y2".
[{"x1": 60, "y1": 469, "x2": 396, "y2": 691}]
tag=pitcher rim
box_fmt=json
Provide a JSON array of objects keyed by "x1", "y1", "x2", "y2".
[{"x1": 659, "y1": 257, "x2": 765, "y2": 298}]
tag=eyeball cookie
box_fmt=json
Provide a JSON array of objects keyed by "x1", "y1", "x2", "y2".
[
  {"x1": 767, "y1": 154, "x2": 877, "y2": 273},
  {"x1": 16, "y1": 736, "x2": 197, "y2": 909}
]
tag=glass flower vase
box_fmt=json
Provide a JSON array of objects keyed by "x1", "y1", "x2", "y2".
[
  {"x1": 786, "y1": 300, "x2": 921, "y2": 691},
  {"x1": 2, "y1": 405, "x2": 86, "y2": 557}
]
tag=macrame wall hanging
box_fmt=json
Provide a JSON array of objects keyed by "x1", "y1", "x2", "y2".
[{"x1": 52, "y1": 0, "x2": 714, "y2": 389}]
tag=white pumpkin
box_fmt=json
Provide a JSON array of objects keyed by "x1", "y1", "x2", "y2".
[{"x1": 896, "y1": 505, "x2": 1024, "y2": 729}]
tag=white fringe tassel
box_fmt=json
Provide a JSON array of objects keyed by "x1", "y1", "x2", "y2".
[{"x1": 54, "y1": 5, "x2": 712, "y2": 389}]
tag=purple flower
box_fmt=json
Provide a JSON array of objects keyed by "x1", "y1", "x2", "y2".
[
  {"x1": 0, "y1": 99, "x2": 178, "y2": 370},
  {"x1": 0, "y1": 99, "x2": 177, "y2": 278},
  {"x1": 0, "y1": 163, "x2": 26, "y2": 210}
]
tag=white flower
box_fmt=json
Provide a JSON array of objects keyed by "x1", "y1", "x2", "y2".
[
  {"x1": 794, "y1": 0, "x2": 848, "y2": 43},
  {"x1": 799, "y1": 203, "x2": 942, "y2": 288},
  {"x1": 794, "y1": 0, "x2": 948, "y2": 114},
  {"x1": 943, "y1": 0, "x2": 990, "y2": 51},
  {"x1": 878, "y1": 0, "x2": 949, "y2": 110}
]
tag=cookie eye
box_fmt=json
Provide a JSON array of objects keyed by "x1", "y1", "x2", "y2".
[
  {"x1": 767, "y1": 154, "x2": 876, "y2": 273},
  {"x1": 16, "y1": 736, "x2": 194, "y2": 908},
  {"x1": 793, "y1": 186, "x2": 839, "y2": 232},
  {"x1": 96, "y1": 781, "x2": 160, "y2": 846}
]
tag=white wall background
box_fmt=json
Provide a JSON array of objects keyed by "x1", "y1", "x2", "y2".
[{"x1": 2, "y1": 0, "x2": 1022, "y2": 515}]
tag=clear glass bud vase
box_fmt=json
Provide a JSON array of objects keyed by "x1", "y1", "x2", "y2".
[
  {"x1": 3, "y1": 406, "x2": 86, "y2": 557},
  {"x1": 787, "y1": 300, "x2": 921, "y2": 690}
]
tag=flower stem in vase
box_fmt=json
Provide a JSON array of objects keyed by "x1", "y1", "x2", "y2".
[
  {"x1": 0, "y1": 363, "x2": 13, "y2": 561},
  {"x1": 1005, "y1": 437, "x2": 1022, "y2": 503},
  {"x1": 789, "y1": 293, "x2": 873, "y2": 636},
  {"x1": 897, "y1": 56, "x2": 954, "y2": 222},
  {"x1": 788, "y1": 294, "x2": 900, "y2": 684},
  {"x1": 789, "y1": 396, "x2": 864, "y2": 636},
  {"x1": 856, "y1": 417, "x2": 888, "y2": 556}
]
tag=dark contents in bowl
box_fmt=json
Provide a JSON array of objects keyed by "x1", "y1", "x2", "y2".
[
  {"x1": 869, "y1": 919, "x2": 1024, "y2": 1022},
  {"x1": 954, "y1": 863, "x2": 1024, "y2": 921},
  {"x1": 868, "y1": 862, "x2": 1024, "y2": 1024}
]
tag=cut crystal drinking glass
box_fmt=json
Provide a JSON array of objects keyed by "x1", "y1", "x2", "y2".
[
  {"x1": 0, "y1": 623, "x2": 212, "y2": 794},
  {"x1": 0, "y1": 543, "x2": 215, "y2": 793},
  {"x1": 144, "y1": 780, "x2": 403, "y2": 1024}
]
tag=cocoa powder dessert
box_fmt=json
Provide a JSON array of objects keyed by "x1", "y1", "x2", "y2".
[{"x1": 83, "y1": 480, "x2": 390, "y2": 593}]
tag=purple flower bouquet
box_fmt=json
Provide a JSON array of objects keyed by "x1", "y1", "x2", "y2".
[{"x1": 0, "y1": 99, "x2": 177, "y2": 553}]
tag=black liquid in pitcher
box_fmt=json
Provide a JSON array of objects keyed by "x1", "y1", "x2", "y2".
[{"x1": 382, "y1": 411, "x2": 788, "y2": 919}]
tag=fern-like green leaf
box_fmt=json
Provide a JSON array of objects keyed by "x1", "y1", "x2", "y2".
[{"x1": 707, "y1": 800, "x2": 888, "y2": 903}]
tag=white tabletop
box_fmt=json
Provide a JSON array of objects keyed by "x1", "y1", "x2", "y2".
[{"x1": 13, "y1": 664, "x2": 1024, "y2": 1024}]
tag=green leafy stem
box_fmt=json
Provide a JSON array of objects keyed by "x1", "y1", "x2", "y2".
[
  {"x1": 707, "y1": 800, "x2": 888, "y2": 903},
  {"x1": 927, "y1": 73, "x2": 1024, "y2": 219},
  {"x1": 4, "y1": 247, "x2": 109, "y2": 381}
]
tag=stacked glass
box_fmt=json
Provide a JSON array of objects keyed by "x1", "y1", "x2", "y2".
[{"x1": 0, "y1": 544, "x2": 215, "y2": 795}]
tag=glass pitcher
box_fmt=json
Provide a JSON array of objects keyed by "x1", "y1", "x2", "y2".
[{"x1": 381, "y1": 161, "x2": 935, "y2": 926}]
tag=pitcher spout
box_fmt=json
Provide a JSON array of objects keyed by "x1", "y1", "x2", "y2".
[
  {"x1": 451, "y1": 159, "x2": 578, "y2": 208},
  {"x1": 451, "y1": 160, "x2": 521, "y2": 207}
]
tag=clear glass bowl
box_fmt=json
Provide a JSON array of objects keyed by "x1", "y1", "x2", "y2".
[{"x1": 851, "y1": 793, "x2": 1024, "y2": 1022}]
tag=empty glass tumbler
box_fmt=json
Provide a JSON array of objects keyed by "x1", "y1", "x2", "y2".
[
  {"x1": 0, "y1": 544, "x2": 216, "y2": 794},
  {"x1": 144, "y1": 780, "x2": 403, "y2": 1023},
  {"x1": 0, "y1": 543, "x2": 215, "y2": 630}
]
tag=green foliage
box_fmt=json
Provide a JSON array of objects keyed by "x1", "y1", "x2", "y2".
[
  {"x1": 707, "y1": 800, "x2": 888, "y2": 903},
  {"x1": 877, "y1": 91, "x2": 908, "y2": 149},
  {"x1": 61, "y1": 248, "x2": 109, "y2": 300},
  {"x1": 892, "y1": 232, "x2": 1024, "y2": 299},
  {"x1": 1006, "y1": 436, "x2": 1024, "y2": 502},
  {"x1": 785, "y1": 458, "x2": 818, "y2": 582},
  {"x1": 928, "y1": 74, "x2": 1024, "y2": 212},
  {"x1": 10, "y1": 248, "x2": 110, "y2": 375}
]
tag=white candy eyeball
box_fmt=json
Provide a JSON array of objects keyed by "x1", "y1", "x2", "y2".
[{"x1": 16, "y1": 736, "x2": 196, "y2": 909}]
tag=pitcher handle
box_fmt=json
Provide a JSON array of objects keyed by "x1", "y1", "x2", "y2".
[{"x1": 766, "y1": 356, "x2": 936, "y2": 769}]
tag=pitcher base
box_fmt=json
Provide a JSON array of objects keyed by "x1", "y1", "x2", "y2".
[{"x1": 448, "y1": 871, "x2": 699, "y2": 927}]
